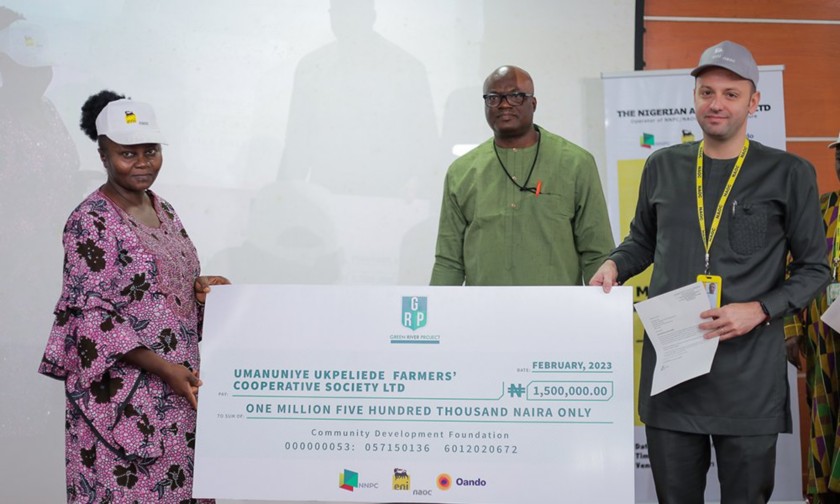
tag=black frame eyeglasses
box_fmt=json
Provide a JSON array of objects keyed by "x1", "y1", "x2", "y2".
[{"x1": 482, "y1": 92, "x2": 533, "y2": 108}]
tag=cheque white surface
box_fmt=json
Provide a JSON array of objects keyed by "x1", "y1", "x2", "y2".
[{"x1": 193, "y1": 285, "x2": 634, "y2": 502}]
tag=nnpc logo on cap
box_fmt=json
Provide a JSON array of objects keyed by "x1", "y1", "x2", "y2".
[{"x1": 124, "y1": 111, "x2": 137, "y2": 124}]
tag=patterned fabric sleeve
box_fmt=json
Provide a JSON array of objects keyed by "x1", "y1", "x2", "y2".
[
  {"x1": 39, "y1": 198, "x2": 148, "y2": 387},
  {"x1": 784, "y1": 312, "x2": 805, "y2": 340}
]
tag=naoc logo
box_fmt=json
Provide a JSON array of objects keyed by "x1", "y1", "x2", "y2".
[
  {"x1": 339, "y1": 469, "x2": 358, "y2": 491},
  {"x1": 401, "y1": 296, "x2": 427, "y2": 331}
]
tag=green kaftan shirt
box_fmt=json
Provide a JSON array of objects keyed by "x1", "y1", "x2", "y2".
[{"x1": 431, "y1": 126, "x2": 614, "y2": 286}]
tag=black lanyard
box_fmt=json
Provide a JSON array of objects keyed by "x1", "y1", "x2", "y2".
[{"x1": 493, "y1": 125, "x2": 541, "y2": 193}]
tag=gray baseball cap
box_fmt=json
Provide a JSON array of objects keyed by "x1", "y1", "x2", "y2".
[{"x1": 691, "y1": 40, "x2": 759, "y2": 87}]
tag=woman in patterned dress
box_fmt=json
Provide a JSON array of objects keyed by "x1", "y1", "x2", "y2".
[
  {"x1": 787, "y1": 133, "x2": 840, "y2": 504},
  {"x1": 39, "y1": 90, "x2": 229, "y2": 503}
]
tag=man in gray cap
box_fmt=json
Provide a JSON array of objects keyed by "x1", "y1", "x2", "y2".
[{"x1": 591, "y1": 41, "x2": 829, "y2": 502}]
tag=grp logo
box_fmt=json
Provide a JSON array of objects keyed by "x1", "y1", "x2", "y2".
[
  {"x1": 401, "y1": 296, "x2": 427, "y2": 330},
  {"x1": 436, "y1": 473, "x2": 452, "y2": 490}
]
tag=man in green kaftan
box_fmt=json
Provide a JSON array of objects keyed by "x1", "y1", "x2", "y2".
[{"x1": 430, "y1": 65, "x2": 614, "y2": 286}]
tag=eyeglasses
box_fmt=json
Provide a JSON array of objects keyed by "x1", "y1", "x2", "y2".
[{"x1": 482, "y1": 92, "x2": 533, "y2": 108}]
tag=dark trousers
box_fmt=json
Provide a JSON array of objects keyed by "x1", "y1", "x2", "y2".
[{"x1": 646, "y1": 425, "x2": 778, "y2": 504}]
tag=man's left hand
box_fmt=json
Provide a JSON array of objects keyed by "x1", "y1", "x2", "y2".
[{"x1": 699, "y1": 301, "x2": 767, "y2": 341}]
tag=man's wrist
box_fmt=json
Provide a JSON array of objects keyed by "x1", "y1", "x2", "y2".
[{"x1": 757, "y1": 300, "x2": 771, "y2": 325}]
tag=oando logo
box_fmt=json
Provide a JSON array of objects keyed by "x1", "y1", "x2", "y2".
[
  {"x1": 436, "y1": 473, "x2": 452, "y2": 490},
  {"x1": 456, "y1": 477, "x2": 487, "y2": 487},
  {"x1": 437, "y1": 473, "x2": 488, "y2": 490}
]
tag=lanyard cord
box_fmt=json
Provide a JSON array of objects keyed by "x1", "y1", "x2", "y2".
[
  {"x1": 696, "y1": 138, "x2": 750, "y2": 274},
  {"x1": 493, "y1": 126, "x2": 541, "y2": 193}
]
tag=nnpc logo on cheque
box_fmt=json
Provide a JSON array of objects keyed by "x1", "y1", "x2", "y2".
[
  {"x1": 339, "y1": 469, "x2": 358, "y2": 491},
  {"x1": 339, "y1": 469, "x2": 378, "y2": 492},
  {"x1": 401, "y1": 296, "x2": 427, "y2": 331}
]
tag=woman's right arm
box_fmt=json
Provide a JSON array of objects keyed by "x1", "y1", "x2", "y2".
[{"x1": 121, "y1": 348, "x2": 202, "y2": 409}]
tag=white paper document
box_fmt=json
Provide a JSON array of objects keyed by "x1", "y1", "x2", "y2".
[
  {"x1": 634, "y1": 282, "x2": 719, "y2": 395},
  {"x1": 820, "y1": 295, "x2": 840, "y2": 333}
]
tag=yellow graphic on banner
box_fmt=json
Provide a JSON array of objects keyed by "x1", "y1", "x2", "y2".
[{"x1": 617, "y1": 159, "x2": 651, "y2": 427}]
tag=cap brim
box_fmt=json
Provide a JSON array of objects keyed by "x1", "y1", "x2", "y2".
[
  {"x1": 830, "y1": 141, "x2": 840, "y2": 149},
  {"x1": 104, "y1": 131, "x2": 167, "y2": 146},
  {"x1": 690, "y1": 64, "x2": 714, "y2": 77},
  {"x1": 691, "y1": 63, "x2": 756, "y2": 85}
]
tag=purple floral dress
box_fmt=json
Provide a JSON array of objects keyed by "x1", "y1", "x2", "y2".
[{"x1": 39, "y1": 189, "x2": 214, "y2": 503}]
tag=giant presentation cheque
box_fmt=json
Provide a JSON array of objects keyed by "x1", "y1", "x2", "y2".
[{"x1": 193, "y1": 285, "x2": 634, "y2": 502}]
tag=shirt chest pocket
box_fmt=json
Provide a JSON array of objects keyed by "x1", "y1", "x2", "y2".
[
  {"x1": 728, "y1": 201, "x2": 768, "y2": 255},
  {"x1": 535, "y1": 191, "x2": 575, "y2": 223}
]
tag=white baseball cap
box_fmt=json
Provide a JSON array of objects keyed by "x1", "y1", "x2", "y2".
[
  {"x1": 0, "y1": 19, "x2": 51, "y2": 67},
  {"x1": 95, "y1": 99, "x2": 167, "y2": 145},
  {"x1": 829, "y1": 131, "x2": 840, "y2": 149}
]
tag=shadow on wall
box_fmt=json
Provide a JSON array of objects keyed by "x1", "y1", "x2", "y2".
[
  {"x1": 0, "y1": 4, "x2": 83, "y2": 433},
  {"x1": 207, "y1": 181, "x2": 343, "y2": 284},
  {"x1": 278, "y1": 0, "x2": 439, "y2": 199}
]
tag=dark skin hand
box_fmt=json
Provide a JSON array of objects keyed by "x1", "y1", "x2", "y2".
[
  {"x1": 122, "y1": 348, "x2": 202, "y2": 410},
  {"x1": 785, "y1": 336, "x2": 802, "y2": 371},
  {"x1": 194, "y1": 275, "x2": 231, "y2": 305}
]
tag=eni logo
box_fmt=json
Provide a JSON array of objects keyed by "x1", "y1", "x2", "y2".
[
  {"x1": 392, "y1": 467, "x2": 410, "y2": 491},
  {"x1": 124, "y1": 111, "x2": 137, "y2": 124}
]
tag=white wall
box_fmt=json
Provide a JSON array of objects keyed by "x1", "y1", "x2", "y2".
[{"x1": 0, "y1": 0, "x2": 634, "y2": 501}]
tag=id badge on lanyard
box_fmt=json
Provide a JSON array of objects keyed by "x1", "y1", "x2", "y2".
[{"x1": 697, "y1": 274, "x2": 722, "y2": 308}]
